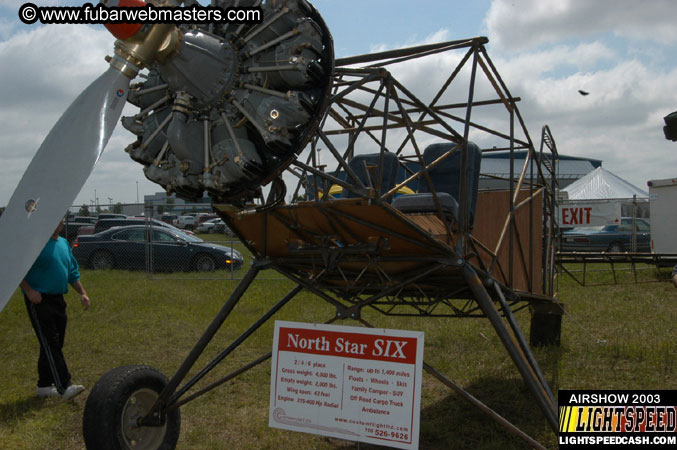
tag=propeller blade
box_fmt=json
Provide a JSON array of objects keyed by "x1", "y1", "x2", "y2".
[{"x1": 0, "y1": 66, "x2": 131, "y2": 312}]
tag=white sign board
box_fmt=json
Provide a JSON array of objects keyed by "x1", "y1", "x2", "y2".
[
  {"x1": 558, "y1": 202, "x2": 621, "y2": 227},
  {"x1": 269, "y1": 321, "x2": 424, "y2": 449}
]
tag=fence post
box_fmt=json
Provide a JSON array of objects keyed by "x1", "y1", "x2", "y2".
[{"x1": 632, "y1": 194, "x2": 637, "y2": 253}]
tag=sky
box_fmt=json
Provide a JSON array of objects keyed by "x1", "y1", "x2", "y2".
[{"x1": 0, "y1": 0, "x2": 675, "y2": 207}]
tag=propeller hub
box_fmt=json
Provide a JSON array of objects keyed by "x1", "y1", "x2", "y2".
[
  {"x1": 103, "y1": 0, "x2": 145, "y2": 40},
  {"x1": 103, "y1": 0, "x2": 181, "y2": 78},
  {"x1": 111, "y1": 23, "x2": 181, "y2": 78}
]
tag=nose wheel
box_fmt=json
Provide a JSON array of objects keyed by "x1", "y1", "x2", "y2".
[{"x1": 83, "y1": 365, "x2": 181, "y2": 450}]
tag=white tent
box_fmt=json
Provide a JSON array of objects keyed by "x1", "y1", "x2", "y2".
[
  {"x1": 558, "y1": 168, "x2": 648, "y2": 227},
  {"x1": 563, "y1": 167, "x2": 648, "y2": 200}
]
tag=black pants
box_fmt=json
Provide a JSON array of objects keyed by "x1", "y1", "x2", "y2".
[{"x1": 24, "y1": 294, "x2": 71, "y2": 389}]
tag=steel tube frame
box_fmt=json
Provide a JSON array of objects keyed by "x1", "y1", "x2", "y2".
[
  {"x1": 335, "y1": 38, "x2": 484, "y2": 67},
  {"x1": 168, "y1": 284, "x2": 304, "y2": 406},
  {"x1": 423, "y1": 363, "x2": 547, "y2": 450},
  {"x1": 356, "y1": 316, "x2": 547, "y2": 449},
  {"x1": 293, "y1": 42, "x2": 561, "y2": 305},
  {"x1": 170, "y1": 352, "x2": 272, "y2": 411},
  {"x1": 142, "y1": 263, "x2": 262, "y2": 424},
  {"x1": 133, "y1": 36, "x2": 562, "y2": 446},
  {"x1": 462, "y1": 263, "x2": 558, "y2": 431},
  {"x1": 136, "y1": 256, "x2": 556, "y2": 445},
  {"x1": 490, "y1": 281, "x2": 555, "y2": 405}
]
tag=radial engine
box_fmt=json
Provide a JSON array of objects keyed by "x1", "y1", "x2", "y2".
[{"x1": 120, "y1": 0, "x2": 334, "y2": 206}]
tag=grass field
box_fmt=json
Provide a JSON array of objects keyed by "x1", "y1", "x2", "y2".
[{"x1": 0, "y1": 260, "x2": 675, "y2": 449}]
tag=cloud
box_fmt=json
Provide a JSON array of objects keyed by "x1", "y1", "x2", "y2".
[
  {"x1": 486, "y1": 0, "x2": 677, "y2": 51},
  {"x1": 496, "y1": 41, "x2": 615, "y2": 77},
  {"x1": 1, "y1": 1, "x2": 675, "y2": 209},
  {"x1": 475, "y1": 0, "x2": 677, "y2": 189},
  {"x1": 0, "y1": 23, "x2": 149, "y2": 205},
  {"x1": 329, "y1": 17, "x2": 677, "y2": 191},
  {"x1": 0, "y1": 17, "x2": 16, "y2": 39},
  {"x1": 495, "y1": 57, "x2": 677, "y2": 188},
  {"x1": 368, "y1": 29, "x2": 451, "y2": 54},
  {"x1": 0, "y1": 24, "x2": 110, "y2": 106}
]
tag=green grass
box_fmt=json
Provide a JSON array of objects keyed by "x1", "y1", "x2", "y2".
[{"x1": 0, "y1": 265, "x2": 675, "y2": 449}]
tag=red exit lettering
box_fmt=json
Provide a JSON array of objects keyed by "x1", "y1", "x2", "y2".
[{"x1": 561, "y1": 207, "x2": 592, "y2": 225}]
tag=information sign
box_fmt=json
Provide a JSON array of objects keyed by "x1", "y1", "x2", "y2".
[{"x1": 269, "y1": 321, "x2": 424, "y2": 449}]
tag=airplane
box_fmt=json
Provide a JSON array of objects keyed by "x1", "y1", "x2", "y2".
[{"x1": 0, "y1": 1, "x2": 563, "y2": 448}]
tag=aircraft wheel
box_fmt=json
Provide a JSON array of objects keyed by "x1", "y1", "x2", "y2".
[{"x1": 83, "y1": 365, "x2": 180, "y2": 450}]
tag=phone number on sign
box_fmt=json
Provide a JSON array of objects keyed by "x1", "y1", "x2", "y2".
[{"x1": 373, "y1": 429, "x2": 409, "y2": 440}]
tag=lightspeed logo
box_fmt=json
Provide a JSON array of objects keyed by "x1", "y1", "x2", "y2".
[{"x1": 559, "y1": 390, "x2": 676, "y2": 448}]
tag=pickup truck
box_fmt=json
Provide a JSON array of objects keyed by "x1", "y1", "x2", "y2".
[{"x1": 175, "y1": 215, "x2": 198, "y2": 230}]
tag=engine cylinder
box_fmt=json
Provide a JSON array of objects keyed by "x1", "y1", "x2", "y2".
[{"x1": 120, "y1": 0, "x2": 334, "y2": 205}]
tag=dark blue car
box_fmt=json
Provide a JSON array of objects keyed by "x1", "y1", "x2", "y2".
[
  {"x1": 73, "y1": 225, "x2": 243, "y2": 272},
  {"x1": 560, "y1": 218, "x2": 650, "y2": 252}
]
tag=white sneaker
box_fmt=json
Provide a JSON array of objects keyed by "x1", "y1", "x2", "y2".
[
  {"x1": 36, "y1": 386, "x2": 59, "y2": 398},
  {"x1": 61, "y1": 384, "x2": 85, "y2": 400}
]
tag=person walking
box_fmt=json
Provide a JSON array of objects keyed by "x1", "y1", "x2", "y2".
[{"x1": 20, "y1": 218, "x2": 90, "y2": 400}]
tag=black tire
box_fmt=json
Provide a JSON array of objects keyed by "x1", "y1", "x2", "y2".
[
  {"x1": 193, "y1": 253, "x2": 216, "y2": 272},
  {"x1": 83, "y1": 365, "x2": 180, "y2": 450},
  {"x1": 607, "y1": 242, "x2": 624, "y2": 253},
  {"x1": 90, "y1": 250, "x2": 114, "y2": 270}
]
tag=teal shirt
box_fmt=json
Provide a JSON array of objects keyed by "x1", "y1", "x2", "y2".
[{"x1": 24, "y1": 236, "x2": 80, "y2": 295}]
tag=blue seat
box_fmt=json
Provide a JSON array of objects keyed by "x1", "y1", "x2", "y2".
[
  {"x1": 392, "y1": 142, "x2": 482, "y2": 226},
  {"x1": 341, "y1": 152, "x2": 399, "y2": 201}
]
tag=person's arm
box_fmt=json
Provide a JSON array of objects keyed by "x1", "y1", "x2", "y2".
[
  {"x1": 672, "y1": 268, "x2": 677, "y2": 289},
  {"x1": 20, "y1": 279, "x2": 42, "y2": 304},
  {"x1": 67, "y1": 245, "x2": 89, "y2": 310},
  {"x1": 70, "y1": 280, "x2": 90, "y2": 310}
]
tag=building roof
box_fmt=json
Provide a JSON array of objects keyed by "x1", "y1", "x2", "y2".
[
  {"x1": 481, "y1": 150, "x2": 602, "y2": 166},
  {"x1": 480, "y1": 150, "x2": 601, "y2": 180}
]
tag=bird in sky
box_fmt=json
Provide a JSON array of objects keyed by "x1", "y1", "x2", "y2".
[{"x1": 578, "y1": 90, "x2": 589, "y2": 96}]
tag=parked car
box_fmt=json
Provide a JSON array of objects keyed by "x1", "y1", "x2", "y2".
[
  {"x1": 97, "y1": 213, "x2": 128, "y2": 220},
  {"x1": 73, "y1": 225, "x2": 244, "y2": 272},
  {"x1": 72, "y1": 216, "x2": 97, "y2": 224},
  {"x1": 60, "y1": 217, "x2": 98, "y2": 244},
  {"x1": 93, "y1": 218, "x2": 194, "y2": 235},
  {"x1": 160, "y1": 214, "x2": 178, "y2": 224},
  {"x1": 560, "y1": 218, "x2": 651, "y2": 252}
]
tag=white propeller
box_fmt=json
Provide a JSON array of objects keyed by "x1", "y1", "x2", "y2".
[
  {"x1": 0, "y1": 66, "x2": 132, "y2": 312},
  {"x1": 0, "y1": 0, "x2": 178, "y2": 312}
]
